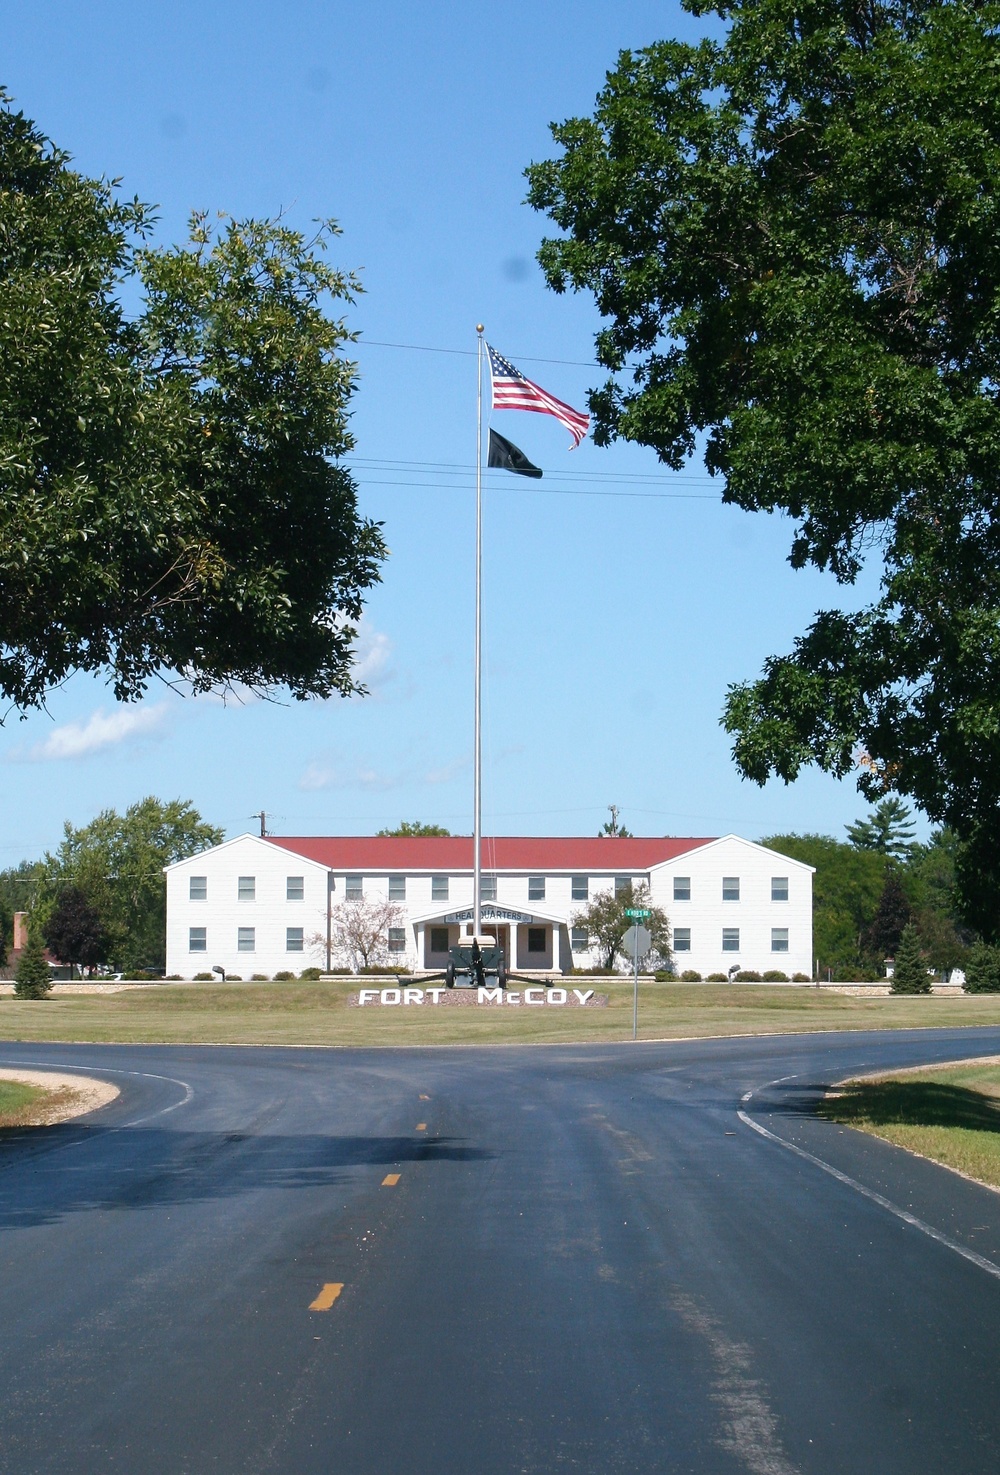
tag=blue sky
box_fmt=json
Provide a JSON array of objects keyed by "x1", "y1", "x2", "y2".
[{"x1": 0, "y1": 0, "x2": 895, "y2": 861}]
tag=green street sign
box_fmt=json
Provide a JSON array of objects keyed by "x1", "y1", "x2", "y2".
[{"x1": 624, "y1": 907, "x2": 651, "y2": 919}]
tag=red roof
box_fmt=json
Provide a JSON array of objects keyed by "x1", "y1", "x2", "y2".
[{"x1": 265, "y1": 835, "x2": 715, "y2": 871}]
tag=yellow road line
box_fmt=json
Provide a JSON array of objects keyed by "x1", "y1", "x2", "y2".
[
  {"x1": 416, "y1": 1123, "x2": 427, "y2": 1131},
  {"x1": 382, "y1": 1173, "x2": 401, "y2": 1186},
  {"x1": 309, "y1": 1282, "x2": 344, "y2": 1312}
]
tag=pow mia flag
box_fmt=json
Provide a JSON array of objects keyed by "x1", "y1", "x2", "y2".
[{"x1": 487, "y1": 429, "x2": 542, "y2": 479}]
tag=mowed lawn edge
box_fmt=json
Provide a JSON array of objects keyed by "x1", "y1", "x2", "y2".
[
  {"x1": 0, "y1": 1078, "x2": 50, "y2": 1126},
  {"x1": 820, "y1": 1057, "x2": 1000, "y2": 1193},
  {"x1": 3, "y1": 979, "x2": 1000, "y2": 1047}
]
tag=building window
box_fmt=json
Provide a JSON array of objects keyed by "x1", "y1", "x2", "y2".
[
  {"x1": 673, "y1": 927, "x2": 691, "y2": 952},
  {"x1": 614, "y1": 876, "x2": 631, "y2": 897},
  {"x1": 286, "y1": 876, "x2": 304, "y2": 901},
  {"x1": 722, "y1": 877, "x2": 740, "y2": 902},
  {"x1": 346, "y1": 874, "x2": 363, "y2": 900},
  {"x1": 571, "y1": 876, "x2": 589, "y2": 901},
  {"x1": 528, "y1": 876, "x2": 545, "y2": 902},
  {"x1": 238, "y1": 876, "x2": 256, "y2": 902},
  {"x1": 527, "y1": 927, "x2": 546, "y2": 954},
  {"x1": 286, "y1": 927, "x2": 304, "y2": 952},
  {"x1": 771, "y1": 876, "x2": 789, "y2": 902},
  {"x1": 388, "y1": 927, "x2": 406, "y2": 953},
  {"x1": 389, "y1": 875, "x2": 406, "y2": 902},
  {"x1": 189, "y1": 876, "x2": 207, "y2": 901},
  {"x1": 430, "y1": 926, "x2": 449, "y2": 954},
  {"x1": 189, "y1": 927, "x2": 207, "y2": 952},
  {"x1": 480, "y1": 874, "x2": 497, "y2": 902},
  {"x1": 432, "y1": 875, "x2": 449, "y2": 901},
  {"x1": 771, "y1": 928, "x2": 789, "y2": 953},
  {"x1": 238, "y1": 927, "x2": 255, "y2": 952},
  {"x1": 571, "y1": 926, "x2": 589, "y2": 953},
  {"x1": 722, "y1": 928, "x2": 740, "y2": 952},
  {"x1": 673, "y1": 876, "x2": 691, "y2": 902}
]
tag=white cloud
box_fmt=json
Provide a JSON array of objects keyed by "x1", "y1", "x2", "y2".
[
  {"x1": 22, "y1": 704, "x2": 169, "y2": 762},
  {"x1": 297, "y1": 755, "x2": 407, "y2": 793},
  {"x1": 349, "y1": 617, "x2": 393, "y2": 692}
]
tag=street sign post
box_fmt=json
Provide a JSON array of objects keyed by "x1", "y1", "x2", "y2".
[
  {"x1": 623, "y1": 907, "x2": 651, "y2": 920},
  {"x1": 622, "y1": 924, "x2": 652, "y2": 1041}
]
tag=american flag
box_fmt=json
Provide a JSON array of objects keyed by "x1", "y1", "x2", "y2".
[{"x1": 487, "y1": 344, "x2": 590, "y2": 449}]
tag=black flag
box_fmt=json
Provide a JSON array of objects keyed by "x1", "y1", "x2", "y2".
[{"x1": 487, "y1": 429, "x2": 542, "y2": 479}]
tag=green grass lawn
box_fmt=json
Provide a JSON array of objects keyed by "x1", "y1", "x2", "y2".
[
  {"x1": 1, "y1": 979, "x2": 1000, "y2": 1048},
  {"x1": 820, "y1": 1059, "x2": 1000, "y2": 1189},
  {"x1": 0, "y1": 1078, "x2": 49, "y2": 1126}
]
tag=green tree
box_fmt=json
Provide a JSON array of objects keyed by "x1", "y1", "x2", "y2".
[
  {"x1": 760, "y1": 834, "x2": 886, "y2": 978},
  {"x1": 861, "y1": 870, "x2": 911, "y2": 963},
  {"x1": 598, "y1": 805, "x2": 633, "y2": 838},
  {"x1": 573, "y1": 881, "x2": 669, "y2": 971},
  {"x1": 375, "y1": 822, "x2": 451, "y2": 837},
  {"x1": 0, "y1": 93, "x2": 385, "y2": 714},
  {"x1": 40, "y1": 798, "x2": 222, "y2": 974},
  {"x1": 846, "y1": 799, "x2": 917, "y2": 863},
  {"x1": 527, "y1": 1, "x2": 1000, "y2": 935},
  {"x1": 44, "y1": 886, "x2": 110, "y2": 977},
  {"x1": 905, "y1": 827, "x2": 974, "y2": 973},
  {"x1": 962, "y1": 942, "x2": 1000, "y2": 994},
  {"x1": 14, "y1": 923, "x2": 52, "y2": 999},
  {"x1": 0, "y1": 861, "x2": 40, "y2": 968},
  {"x1": 890, "y1": 922, "x2": 931, "y2": 995}
]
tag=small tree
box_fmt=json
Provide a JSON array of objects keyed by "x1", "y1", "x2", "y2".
[
  {"x1": 861, "y1": 870, "x2": 911, "y2": 962},
  {"x1": 375, "y1": 821, "x2": 451, "y2": 837},
  {"x1": 598, "y1": 805, "x2": 632, "y2": 838},
  {"x1": 330, "y1": 897, "x2": 405, "y2": 972},
  {"x1": 889, "y1": 923, "x2": 931, "y2": 995},
  {"x1": 14, "y1": 924, "x2": 52, "y2": 999},
  {"x1": 45, "y1": 886, "x2": 110, "y2": 977},
  {"x1": 962, "y1": 942, "x2": 1000, "y2": 995},
  {"x1": 572, "y1": 882, "x2": 669, "y2": 972}
]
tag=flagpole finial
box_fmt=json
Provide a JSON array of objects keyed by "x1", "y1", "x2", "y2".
[{"x1": 476, "y1": 324, "x2": 484, "y2": 334}]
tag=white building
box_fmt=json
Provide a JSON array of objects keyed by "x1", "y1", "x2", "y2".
[{"x1": 164, "y1": 833, "x2": 814, "y2": 980}]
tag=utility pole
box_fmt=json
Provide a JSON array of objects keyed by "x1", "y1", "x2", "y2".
[{"x1": 252, "y1": 811, "x2": 267, "y2": 838}]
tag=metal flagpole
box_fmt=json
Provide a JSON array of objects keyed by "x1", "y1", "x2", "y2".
[{"x1": 473, "y1": 326, "x2": 484, "y2": 938}]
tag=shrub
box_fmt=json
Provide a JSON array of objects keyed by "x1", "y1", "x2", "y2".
[
  {"x1": 359, "y1": 964, "x2": 411, "y2": 975},
  {"x1": 164, "y1": 975, "x2": 182, "y2": 981},
  {"x1": 273, "y1": 970, "x2": 296, "y2": 981},
  {"x1": 14, "y1": 925, "x2": 53, "y2": 999},
  {"x1": 761, "y1": 970, "x2": 789, "y2": 982},
  {"x1": 734, "y1": 970, "x2": 762, "y2": 982},
  {"x1": 250, "y1": 973, "x2": 269, "y2": 981},
  {"x1": 299, "y1": 967, "x2": 322, "y2": 980},
  {"x1": 963, "y1": 942, "x2": 1000, "y2": 993},
  {"x1": 323, "y1": 968, "x2": 352, "y2": 976},
  {"x1": 791, "y1": 972, "x2": 811, "y2": 982},
  {"x1": 653, "y1": 969, "x2": 675, "y2": 982},
  {"x1": 679, "y1": 969, "x2": 702, "y2": 982},
  {"x1": 193, "y1": 972, "x2": 213, "y2": 981},
  {"x1": 128, "y1": 969, "x2": 162, "y2": 981},
  {"x1": 890, "y1": 924, "x2": 932, "y2": 994},
  {"x1": 225, "y1": 975, "x2": 242, "y2": 982},
  {"x1": 705, "y1": 972, "x2": 728, "y2": 982}
]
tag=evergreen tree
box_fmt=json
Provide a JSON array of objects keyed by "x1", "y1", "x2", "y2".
[
  {"x1": 962, "y1": 942, "x2": 1000, "y2": 995},
  {"x1": 861, "y1": 871, "x2": 911, "y2": 961},
  {"x1": 14, "y1": 924, "x2": 52, "y2": 999},
  {"x1": 889, "y1": 923, "x2": 930, "y2": 995},
  {"x1": 846, "y1": 799, "x2": 917, "y2": 862}
]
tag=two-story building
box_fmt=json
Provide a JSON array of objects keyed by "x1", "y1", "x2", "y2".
[{"x1": 164, "y1": 833, "x2": 814, "y2": 980}]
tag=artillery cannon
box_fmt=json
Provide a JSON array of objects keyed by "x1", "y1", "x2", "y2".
[{"x1": 445, "y1": 934, "x2": 507, "y2": 990}]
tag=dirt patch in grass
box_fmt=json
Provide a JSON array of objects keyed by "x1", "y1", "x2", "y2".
[
  {"x1": 0, "y1": 1068, "x2": 119, "y2": 1126},
  {"x1": 820, "y1": 1057, "x2": 1000, "y2": 1190}
]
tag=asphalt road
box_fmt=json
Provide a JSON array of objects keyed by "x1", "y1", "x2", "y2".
[{"x1": 4, "y1": 1029, "x2": 1000, "y2": 1474}]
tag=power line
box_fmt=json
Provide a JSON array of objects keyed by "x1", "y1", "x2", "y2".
[
  {"x1": 348, "y1": 455, "x2": 718, "y2": 485},
  {"x1": 358, "y1": 338, "x2": 611, "y2": 369},
  {"x1": 353, "y1": 476, "x2": 718, "y2": 502}
]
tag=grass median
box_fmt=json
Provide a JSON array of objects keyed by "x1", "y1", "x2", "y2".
[
  {"x1": 820, "y1": 1058, "x2": 1000, "y2": 1190},
  {"x1": 1, "y1": 979, "x2": 1000, "y2": 1048}
]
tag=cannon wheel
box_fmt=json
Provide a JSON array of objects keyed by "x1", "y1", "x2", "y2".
[
  {"x1": 445, "y1": 962, "x2": 456, "y2": 989},
  {"x1": 497, "y1": 963, "x2": 507, "y2": 991}
]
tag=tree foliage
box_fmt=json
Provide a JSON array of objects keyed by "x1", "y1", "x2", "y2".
[
  {"x1": 0, "y1": 861, "x2": 38, "y2": 968},
  {"x1": 527, "y1": 1, "x2": 1000, "y2": 933},
  {"x1": 761, "y1": 832, "x2": 886, "y2": 976},
  {"x1": 962, "y1": 941, "x2": 1000, "y2": 993},
  {"x1": 890, "y1": 922, "x2": 931, "y2": 994},
  {"x1": 329, "y1": 897, "x2": 405, "y2": 971},
  {"x1": 44, "y1": 885, "x2": 110, "y2": 976},
  {"x1": 0, "y1": 93, "x2": 385, "y2": 713},
  {"x1": 572, "y1": 881, "x2": 670, "y2": 971},
  {"x1": 39, "y1": 797, "x2": 222, "y2": 974},
  {"x1": 14, "y1": 923, "x2": 51, "y2": 998},
  {"x1": 598, "y1": 805, "x2": 633, "y2": 838},
  {"x1": 375, "y1": 822, "x2": 451, "y2": 837},
  {"x1": 860, "y1": 870, "x2": 912, "y2": 960},
  {"x1": 846, "y1": 798, "x2": 917, "y2": 862}
]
